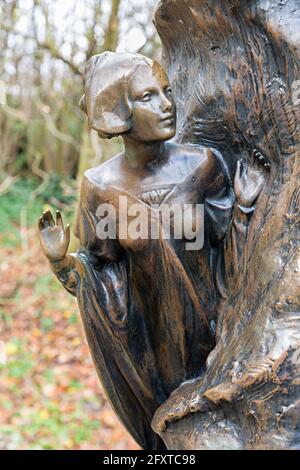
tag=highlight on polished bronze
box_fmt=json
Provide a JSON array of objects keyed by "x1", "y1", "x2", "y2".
[{"x1": 39, "y1": 0, "x2": 300, "y2": 450}]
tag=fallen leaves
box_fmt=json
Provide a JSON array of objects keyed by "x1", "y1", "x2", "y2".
[{"x1": 0, "y1": 227, "x2": 139, "y2": 450}]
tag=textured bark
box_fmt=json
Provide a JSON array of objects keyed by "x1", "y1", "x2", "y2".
[{"x1": 153, "y1": 0, "x2": 300, "y2": 449}]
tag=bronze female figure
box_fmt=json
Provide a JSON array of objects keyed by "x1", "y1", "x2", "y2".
[{"x1": 38, "y1": 52, "x2": 266, "y2": 449}]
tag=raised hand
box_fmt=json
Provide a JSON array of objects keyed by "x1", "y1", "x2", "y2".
[
  {"x1": 38, "y1": 209, "x2": 70, "y2": 262},
  {"x1": 234, "y1": 150, "x2": 270, "y2": 208}
]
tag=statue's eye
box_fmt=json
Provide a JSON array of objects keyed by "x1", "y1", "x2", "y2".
[
  {"x1": 165, "y1": 87, "x2": 172, "y2": 96},
  {"x1": 141, "y1": 92, "x2": 151, "y2": 102}
]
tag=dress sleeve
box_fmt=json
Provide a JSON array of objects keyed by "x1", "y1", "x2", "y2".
[
  {"x1": 211, "y1": 156, "x2": 256, "y2": 315},
  {"x1": 74, "y1": 175, "x2": 122, "y2": 262},
  {"x1": 50, "y1": 175, "x2": 123, "y2": 297},
  {"x1": 204, "y1": 153, "x2": 235, "y2": 247},
  {"x1": 49, "y1": 254, "x2": 80, "y2": 297}
]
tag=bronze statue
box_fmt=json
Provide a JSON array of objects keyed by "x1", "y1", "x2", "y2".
[
  {"x1": 38, "y1": 50, "x2": 267, "y2": 449},
  {"x1": 39, "y1": 0, "x2": 300, "y2": 450}
]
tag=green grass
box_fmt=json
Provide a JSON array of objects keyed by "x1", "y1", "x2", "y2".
[
  {"x1": 0, "y1": 338, "x2": 34, "y2": 380},
  {"x1": 0, "y1": 407, "x2": 101, "y2": 449},
  {"x1": 0, "y1": 179, "x2": 40, "y2": 246},
  {"x1": 0, "y1": 175, "x2": 77, "y2": 247},
  {"x1": 0, "y1": 336, "x2": 101, "y2": 449},
  {"x1": 0, "y1": 174, "x2": 103, "y2": 450}
]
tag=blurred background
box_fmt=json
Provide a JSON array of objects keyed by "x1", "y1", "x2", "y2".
[{"x1": 0, "y1": 0, "x2": 160, "y2": 449}]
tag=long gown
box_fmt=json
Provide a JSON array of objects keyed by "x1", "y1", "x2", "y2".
[{"x1": 54, "y1": 148, "x2": 234, "y2": 449}]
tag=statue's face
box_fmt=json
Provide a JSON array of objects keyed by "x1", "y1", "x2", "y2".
[{"x1": 128, "y1": 63, "x2": 176, "y2": 142}]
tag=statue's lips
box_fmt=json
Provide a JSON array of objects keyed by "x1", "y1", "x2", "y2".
[{"x1": 160, "y1": 116, "x2": 175, "y2": 126}]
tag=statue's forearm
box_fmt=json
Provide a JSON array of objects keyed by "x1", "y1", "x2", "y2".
[{"x1": 49, "y1": 253, "x2": 78, "y2": 296}]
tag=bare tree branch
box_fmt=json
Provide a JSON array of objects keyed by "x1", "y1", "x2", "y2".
[
  {"x1": 37, "y1": 41, "x2": 83, "y2": 76},
  {"x1": 103, "y1": 0, "x2": 121, "y2": 52}
]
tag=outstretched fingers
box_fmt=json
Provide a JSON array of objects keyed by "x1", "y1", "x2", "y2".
[
  {"x1": 252, "y1": 149, "x2": 264, "y2": 170},
  {"x1": 251, "y1": 149, "x2": 271, "y2": 173},
  {"x1": 38, "y1": 216, "x2": 45, "y2": 232},
  {"x1": 65, "y1": 223, "x2": 70, "y2": 243},
  {"x1": 56, "y1": 210, "x2": 64, "y2": 229},
  {"x1": 45, "y1": 209, "x2": 55, "y2": 227},
  {"x1": 39, "y1": 209, "x2": 68, "y2": 232},
  {"x1": 39, "y1": 209, "x2": 55, "y2": 229}
]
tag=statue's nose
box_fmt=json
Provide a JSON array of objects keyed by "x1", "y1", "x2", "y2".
[{"x1": 160, "y1": 93, "x2": 173, "y2": 113}]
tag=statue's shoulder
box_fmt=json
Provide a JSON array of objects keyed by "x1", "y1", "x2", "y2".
[
  {"x1": 83, "y1": 152, "x2": 124, "y2": 188},
  {"x1": 166, "y1": 142, "x2": 224, "y2": 175},
  {"x1": 79, "y1": 153, "x2": 124, "y2": 208}
]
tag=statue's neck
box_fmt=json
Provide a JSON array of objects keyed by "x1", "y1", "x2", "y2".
[{"x1": 123, "y1": 136, "x2": 164, "y2": 170}]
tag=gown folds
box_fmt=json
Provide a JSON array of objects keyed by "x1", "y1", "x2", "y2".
[{"x1": 57, "y1": 151, "x2": 234, "y2": 449}]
